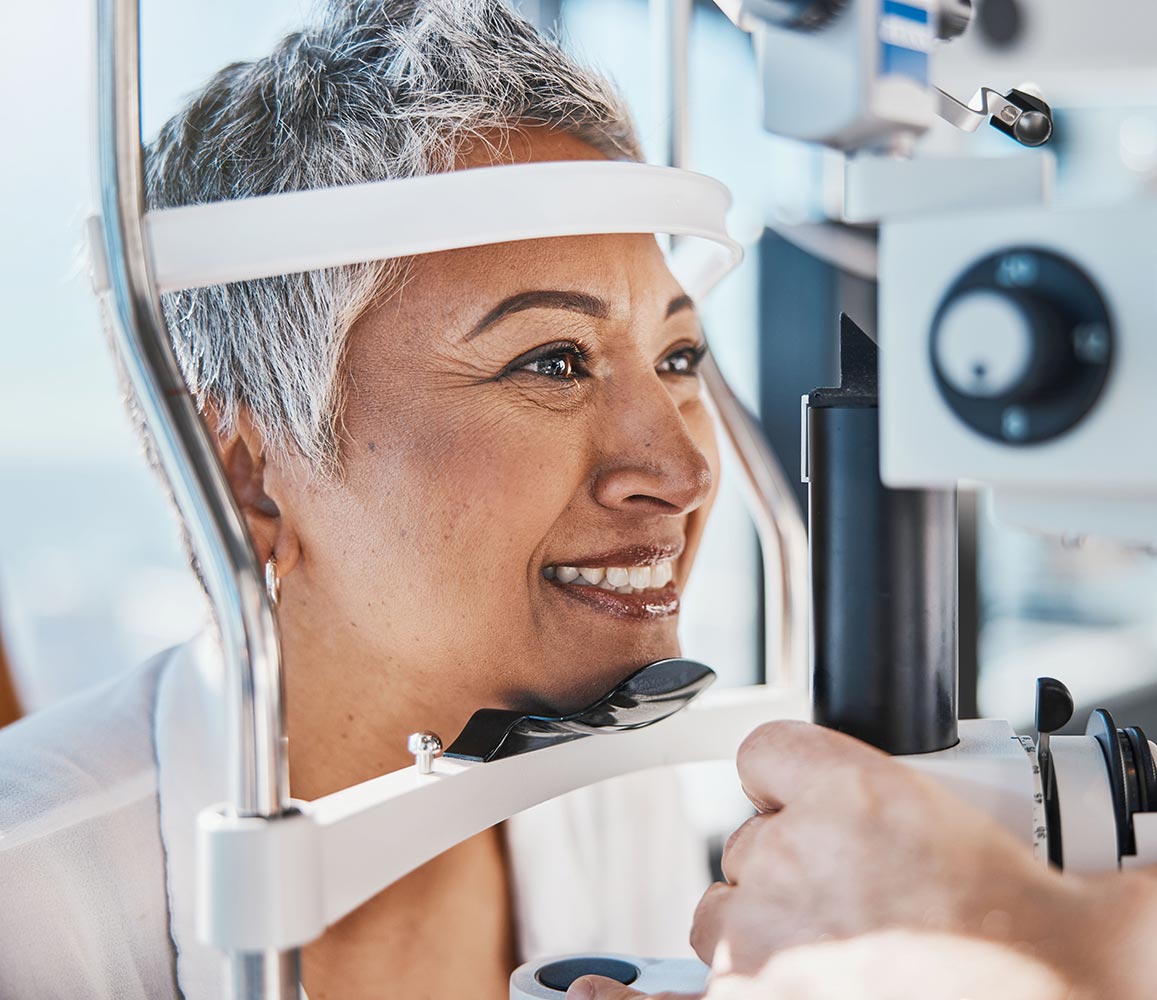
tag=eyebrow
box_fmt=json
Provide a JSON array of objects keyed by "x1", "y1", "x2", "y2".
[
  {"x1": 464, "y1": 291, "x2": 698, "y2": 341},
  {"x1": 465, "y1": 291, "x2": 609, "y2": 341}
]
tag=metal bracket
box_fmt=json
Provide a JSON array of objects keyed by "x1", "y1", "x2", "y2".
[{"x1": 935, "y1": 86, "x2": 1054, "y2": 147}]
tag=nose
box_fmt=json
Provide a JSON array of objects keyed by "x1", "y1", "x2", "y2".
[{"x1": 590, "y1": 374, "x2": 714, "y2": 516}]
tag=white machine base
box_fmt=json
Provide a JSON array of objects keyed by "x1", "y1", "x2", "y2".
[{"x1": 511, "y1": 954, "x2": 708, "y2": 999}]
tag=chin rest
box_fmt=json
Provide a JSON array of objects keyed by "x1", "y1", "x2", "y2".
[{"x1": 444, "y1": 658, "x2": 716, "y2": 763}]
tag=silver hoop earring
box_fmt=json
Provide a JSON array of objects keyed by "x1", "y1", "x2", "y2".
[{"x1": 265, "y1": 556, "x2": 281, "y2": 608}]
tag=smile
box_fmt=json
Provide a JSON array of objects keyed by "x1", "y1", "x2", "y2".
[
  {"x1": 540, "y1": 548, "x2": 681, "y2": 620},
  {"x1": 542, "y1": 559, "x2": 675, "y2": 594}
]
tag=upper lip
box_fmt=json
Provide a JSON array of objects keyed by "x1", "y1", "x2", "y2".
[{"x1": 544, "y1": 541, "x2": 684, "y2": 569}]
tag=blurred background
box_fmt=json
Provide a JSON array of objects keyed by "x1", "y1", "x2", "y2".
[{"x1": 1, "y1": 0, "x2": 1155, "y2": 749}]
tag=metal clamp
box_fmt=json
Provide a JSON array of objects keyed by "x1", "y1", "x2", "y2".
[{"x1": 936, "y1": 86, "x2": 1054, "y2": 147}]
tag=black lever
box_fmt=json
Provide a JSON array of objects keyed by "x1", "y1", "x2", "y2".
[
  {"x1": 1034, "y1": 676, "x2": 1074, "y2": 869},
  {"x1": 1035, "y1": 676, "x2": 1075, "y2": 774}
]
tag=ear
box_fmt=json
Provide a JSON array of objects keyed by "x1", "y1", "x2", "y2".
[{"x1": 206, "y1": 403, "x2": 300, "y2": 576}]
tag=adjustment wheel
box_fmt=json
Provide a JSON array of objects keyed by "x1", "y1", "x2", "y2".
[{"x1": 930, "y1": 248, "x2": 1113, "y2": 444}]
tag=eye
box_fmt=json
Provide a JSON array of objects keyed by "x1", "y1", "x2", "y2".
[
  {"x1": 503, "y1": 341, "x2": 591, "y2": 383},
  {"x1": 523, "y1": 351, "x2": 576, "y2": 380},
  {"x1": 659, "y1": 343, "x2": 707, "y2": 376}
]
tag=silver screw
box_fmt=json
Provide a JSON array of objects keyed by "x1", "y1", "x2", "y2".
[
  {"x1": 1001, "y1": 406, "x2": 1030, "y2": 440},
  {"x1": 996, "y1": 253, "x2": 1038, "y2": 288},
  {"x1": 407, "y1": 731, "x2": 443, "y2": 774},
  {"x1": 1072, "y1": 323, "x2": 1110, "y2": 364}
]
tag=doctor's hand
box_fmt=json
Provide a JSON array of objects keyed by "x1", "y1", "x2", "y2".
[{"x1": 569, "y1": 720, "x2": 1157, "y2": 1000}]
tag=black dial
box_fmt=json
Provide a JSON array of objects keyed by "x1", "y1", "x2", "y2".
[{"x1": 930, "y1": 248, "x2": 1113, "y2": 445}]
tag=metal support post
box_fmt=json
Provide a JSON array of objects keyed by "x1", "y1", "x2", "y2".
[{"x1": 94, "y1": 1, "x2": 298, "y2": 995}]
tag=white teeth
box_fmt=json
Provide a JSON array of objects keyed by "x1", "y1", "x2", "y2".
[
  {"x1": 652, "y1": 561, "x2": 673, "y2": 587},
  {"x1": 546, "y1": 558, "x2": 677, "y2": 594},
  {"x1": 606, "y1": 567, "x2": 630, "y2": 587},
  {"x1": 628, "y1": 565, "x2": 652, "y2": 589}
]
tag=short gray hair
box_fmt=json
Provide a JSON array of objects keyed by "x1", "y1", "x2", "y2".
[{"x1": 146, "y1": 0, "x2": 641, "y2": 472}]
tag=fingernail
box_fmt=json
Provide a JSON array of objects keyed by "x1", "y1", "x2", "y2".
[{"x1": 566, "y1": 979, "x2": 594, "y2": 1000}]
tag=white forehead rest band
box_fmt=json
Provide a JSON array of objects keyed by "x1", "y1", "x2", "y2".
[{"x1": 111, "y1": 160, "x2": 741, "y2": 301}]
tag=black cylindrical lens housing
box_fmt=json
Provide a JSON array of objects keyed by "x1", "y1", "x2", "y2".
[{"x1": 807, "y1": 322, "x2": 959, "y2": 755}]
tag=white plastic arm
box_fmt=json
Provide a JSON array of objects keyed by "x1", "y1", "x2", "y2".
[{"x1": 197, "y1": 685, "x2": 810, "y2": 951}]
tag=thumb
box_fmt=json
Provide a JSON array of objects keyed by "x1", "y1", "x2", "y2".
[
  {"x1": 736, "y1": 719, "x2": 887, "y2": 812},
  {"x1": 566, "y1": 977, "x2": 647, "y2": 1000},
  {"x1": 566, "y1": 976, "x2": 701, "y2": 1000}
]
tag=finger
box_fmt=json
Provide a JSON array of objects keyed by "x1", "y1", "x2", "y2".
[
  {"x1": 689, "y1": 880, "x2": 732, "y2": 965},
  {"x1": 736, "y1": 720, "x2": 887, "y2": 813},
  {"x1": 565, "y1": 975, "x2": 701, "y2": 1000},
  {"x1": 719, "y1": 811, "x2": 775, "y2": 885},
  {"x1": 565, "y1": 976, "x2": 646, "y2": 1000}
]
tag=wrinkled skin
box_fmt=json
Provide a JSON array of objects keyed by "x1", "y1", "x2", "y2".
[
  {"x1": 219, "y1": 128, "x2": 719, "y2": 1000},
  {"x1": 571, "y1": 721, "x2": 1157, "y2": 1000}
]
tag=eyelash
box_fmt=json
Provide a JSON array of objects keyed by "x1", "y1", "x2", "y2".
[{"x1": 504, "y1": 341, "x2": 707, "y2": 383}]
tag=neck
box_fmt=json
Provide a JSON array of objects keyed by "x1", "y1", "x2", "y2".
[
  {"x1": 279, "y1": 606, "x2": 518, "y2": 1000},
  {"x1": 278, "y1": 608, "x2": 484, "y2": 803}
]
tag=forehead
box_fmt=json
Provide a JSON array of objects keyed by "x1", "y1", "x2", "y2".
[
  {"x1": 405, "y1": 229, "x2": 681, "y2": 314},
  {"x1": 357, "y1": 126, "x2": 689, "y2": 342}
]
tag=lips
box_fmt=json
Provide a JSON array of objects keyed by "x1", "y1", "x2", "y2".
[
  {"x1": 541, "y1": 543, "x2": 682, "y2": 621},
  {"x1": 546, "y1": 578, "x2": 680, "y2": 620}
]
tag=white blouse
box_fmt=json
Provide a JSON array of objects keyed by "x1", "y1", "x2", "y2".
[{"x1": 0, "y1": 633, "x2": 710, "y2": 998}]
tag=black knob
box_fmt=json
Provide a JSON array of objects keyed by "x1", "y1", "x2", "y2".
[
  {"x1": 1035, "y1": 677, "x2": 1074, "y2": 735},
  {"x1": 930, "y1": 249, "x2": 1113, "y2": 445},
  {"x1": 1086, "y1": 710, "x2": 1157, "y2": 860},
  {"x1": 991, "y1": 89, "x2": 1054, "y2": 147},
  {"x1": 938, "y1": 0, "x2": 973, "y2": 40}
]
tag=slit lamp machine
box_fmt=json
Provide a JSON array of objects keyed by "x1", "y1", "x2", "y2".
[{"x1": 88, "y1": 0, "x2": 1157, "y2": 996}]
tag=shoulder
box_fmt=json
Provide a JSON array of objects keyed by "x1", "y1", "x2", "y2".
[
  {"x1": 0, "y1": 648, "x2": 171, "y2": 819},
  {"x1": 0, "y1": 647, "x2": 183, "y2": 999}
]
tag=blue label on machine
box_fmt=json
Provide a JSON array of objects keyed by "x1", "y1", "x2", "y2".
[{"x1": 879, "y1": 0, "x2": 932, "y2": 84}]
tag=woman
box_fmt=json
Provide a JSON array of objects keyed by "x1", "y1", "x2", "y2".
[{"x1": 0, "y1": 1, "x2": 719, "y2": 997}]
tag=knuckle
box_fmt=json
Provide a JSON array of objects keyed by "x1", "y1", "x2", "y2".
[
  {"x1": 721, "y1": 813, "x2": 764, "y2": 871},
  {"x1": 690, "y1": 882, "x2": 729, "y2": 958},
  {"x1": 737, "y1": 720, "x2": 809, "y2": 762}
]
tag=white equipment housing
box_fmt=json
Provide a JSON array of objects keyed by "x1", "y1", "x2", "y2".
[
  {"x1": 879, "y1": 199, "x2": 1157, "y2": 545},
  {"x1": 752, "y1": 0, "x2": 936, "y2": 149}
]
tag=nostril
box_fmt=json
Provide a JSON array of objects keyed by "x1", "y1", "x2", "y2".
[{"x1": 624, "y1": 494, "x2": 683, "y2": 512}]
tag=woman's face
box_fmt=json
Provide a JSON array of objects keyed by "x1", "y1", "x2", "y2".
[{"x1": 272, "y1": 133, "x2": 719, "y2": 720}]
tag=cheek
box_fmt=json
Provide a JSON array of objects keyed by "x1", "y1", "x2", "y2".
[{"x1": 343, "y1": 392, "x2": 589, "y2": 602}]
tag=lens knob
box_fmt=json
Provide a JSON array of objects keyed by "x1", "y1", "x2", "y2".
[{"x1": 930, "y1": 249, "x2": 1112, "y2": 444}]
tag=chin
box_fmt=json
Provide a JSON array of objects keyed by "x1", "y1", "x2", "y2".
[{"x1": 523, "y1": 633, "x2": 685, "y2": 717}]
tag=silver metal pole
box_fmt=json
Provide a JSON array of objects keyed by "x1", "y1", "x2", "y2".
[
  {"x1": 700, "y1": 357, "x2": 810, "y2": 687},
  {"x1": 652, "y1": 0, "x2": 809, "y2": 688},
  {"x1": 94, "y1": 1, "x2": 299, "y2": 996}
]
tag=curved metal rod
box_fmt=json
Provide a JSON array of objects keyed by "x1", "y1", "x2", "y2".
[
  {"x1": 94, "y1": 0, "x2": 297, "y2": 995},
  {"x1": 653, "y1": 0, "x2": 810, "y2": 689},
  {"x1": 700, "y1": 358, "x2": 810, "y2": 687},
  {"x1": 935, "y1": 85, "x2": 1042, "y2": 136}
]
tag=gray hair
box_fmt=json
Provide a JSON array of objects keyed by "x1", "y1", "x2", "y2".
[{"x1": 146, "y1": 0, "x2": 641, "y2": 473}]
